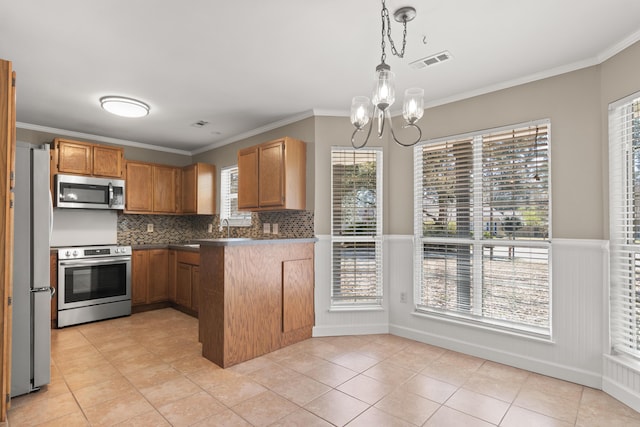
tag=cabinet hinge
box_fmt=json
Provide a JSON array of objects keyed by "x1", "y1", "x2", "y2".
[
  {"x1": 5, "y1": 393, "x2": 9, "y2": 404},
  {"x1": 9, "y1": 199, "x2": 13, "y2": 209},
  {"x1": 7, "y1": 296, "x2": 12, "y2": 306},
  {"x1": 11, "y1": 76, "x2": 16, "y2": 87}
]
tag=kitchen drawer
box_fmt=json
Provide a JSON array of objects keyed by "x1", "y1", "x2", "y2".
[{"x1": 177, "y1": 251, "x2": 200, "y2": 265}]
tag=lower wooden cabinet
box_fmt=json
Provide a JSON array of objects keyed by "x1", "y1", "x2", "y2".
[
  {"x1": 148, "y1": 250, "x2": 169, "y2": 302},
  {"x1": 132, "y1": 249, "x2": 169, "y2": 306},
  {"x1": 131, "y1": 250, "x2": 149, "y2": 306},
  {"x1": 175, "y1": 251, "x2": 200, "y2": 313},
  {"x1": 175, "y1": 262, "x2": 192, "y2": 308},
  {"x1": 131, "y1": 247, "x2": 199, "y2": 314}
]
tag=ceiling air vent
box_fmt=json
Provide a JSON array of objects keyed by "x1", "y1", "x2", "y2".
[
  {"x1": 191, "y1": 120, "x2": 210, "y2": 128},
  {"x1": 409, "y1": 50, "x2": 452, "y2": 70}
]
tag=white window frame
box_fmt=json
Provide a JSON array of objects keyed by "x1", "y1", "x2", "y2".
[
  {"x1": 330, "y1": 147, "x2": 383, "y2": 309},
  {"x1": 609, "y1": 91, "x2": 640, "y2": 360},
  {"x1": 413, "y1": 120, "x2": 552, "y2": 338},
  {"x1": 220, "y1": 165, "x2": 251, "y2": 228}
]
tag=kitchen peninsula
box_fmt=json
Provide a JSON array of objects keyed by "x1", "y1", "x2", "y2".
[{"x1": 197, "y1": 238, "x2": 316, "y2": 368}]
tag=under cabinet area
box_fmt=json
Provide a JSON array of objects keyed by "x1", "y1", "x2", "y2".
[
  {"x1": 237, "y1": 137, "x2": 306, "y2": 211},
  {"x1": 51, "y1": 138, "x2": 124, "y2": 178}
]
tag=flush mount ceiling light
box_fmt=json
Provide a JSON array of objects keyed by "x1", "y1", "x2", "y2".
[
  {"x1": 350, "y1": 0, "x2": 424, "y2": 149},
  {"x1": 100, "y1": 96, "x2": 150, "y2": 118}
]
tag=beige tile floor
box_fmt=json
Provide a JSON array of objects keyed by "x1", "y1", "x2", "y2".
[{"x1": 8, "y1": 308, "x2": 640, "y2": 426}]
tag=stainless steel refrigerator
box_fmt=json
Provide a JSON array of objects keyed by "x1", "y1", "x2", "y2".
[{"x1": 11, "y1": 142, "x2": 52, "y2": 397}]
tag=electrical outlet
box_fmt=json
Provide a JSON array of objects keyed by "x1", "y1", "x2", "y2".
[
  {"x1": 147, "y1": 223, "x2": 154, "y2": 233},
  {"x1": 207, "y1": 223, "x2": 213, "y2": 233},
  {"x1": 272, "y1": 223, "x2": 279, "y2": 235},
  {"x1": 263, "y1": 223, "x2": 271, "y2": 234},
  {"x1": 400, "y1": 292, "x2": 407, "y2": 303}
]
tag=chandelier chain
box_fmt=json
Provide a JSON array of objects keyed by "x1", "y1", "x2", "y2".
[{"x1": 380, "y1": 0, "x2": 408, "y2": 63}]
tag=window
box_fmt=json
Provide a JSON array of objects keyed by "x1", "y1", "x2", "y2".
[
  {"x1": 414, "y1": 121, "x2": 551, "y2": 337},
  {"x1": 609, "y1": 93, "x2": 640, "y2": 359},
  {"x1": 220, "y1": 166, "x2": 251, "y2": 227},
  {"x1": 331, "y1": 147, "x2": 383, "y2": 307}
]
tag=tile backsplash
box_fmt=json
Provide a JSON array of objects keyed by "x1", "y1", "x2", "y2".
[{"x1": 117, "y1": 210, "x2": 314, "y2": 245}]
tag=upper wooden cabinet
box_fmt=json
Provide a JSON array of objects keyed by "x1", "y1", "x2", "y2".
[
  {"x1": 52, "y1": 138, "x2": 123, "y2": 178},
  {"x1": 237, "y1": 137, "x2": 306, "y2": 211},
  {"x1": 125, "y1": 161, "x2": 153, "y2": 213},
  {"x1": 153, "y1": 165, "x2": 180, "y2": 214},
  {"x1": 182, "y1": 163, "x2": 216, "y2": 215},
  {"x1": 125, "y1": 161, "x2": 181, "y2": 214}
]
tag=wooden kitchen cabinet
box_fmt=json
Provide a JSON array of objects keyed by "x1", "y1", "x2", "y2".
[
  {"x1": 182, "y1": 163, "x2": 216, "y2": 215},
  {"x1": 175, "y1": 250, "x2": 200, "y2": 313},
  {"x1": 132, "y1": 249, "x2": 169, "y2": 305},
  {"x1": 192, "y1": 266, "x2": 200, "y2": 312},
  {"x1": 168, "y1": 249, "x2": 177, "y2": 302},
  {"x1": 147, "y1": 249, "x2": 169, "y2": 302},
  {"x1": 237, "y1": 137, "x2": 306, "y2": 211},
  {"x1": 125, "y1": 161, "x2": 153, "y2": 212},
  {"x1": 175, "y1": 263, "x2": 192, "y2": 308},
  {"x1": 52, "y1": 138, "x2": 123, "y2": 178},
  {"x1": 125, "y1": 161, "x2": 180, "y2": 214},
  {"x1": 153, "y1": 165, "x2": 180, "y2": 213},
  {"x1": 131, "y1": 250, "x2": 149, "y2": 306}
]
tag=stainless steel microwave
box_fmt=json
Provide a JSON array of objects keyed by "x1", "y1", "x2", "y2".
[{"x1": 54, "y1": 174, "x2": 125, "y2": 210}]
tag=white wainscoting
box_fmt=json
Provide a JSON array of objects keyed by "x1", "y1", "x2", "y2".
[{"x1": 314, "y1": 236, "x2": 618, "y2": 394}]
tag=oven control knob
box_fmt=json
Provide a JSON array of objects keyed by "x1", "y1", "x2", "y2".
[
  {"x1": 65, "y1": 250, "x2": 71, "y2": 257},
  {"x1": 72, "y1": 250, "x2": 79, "y2": 257}
]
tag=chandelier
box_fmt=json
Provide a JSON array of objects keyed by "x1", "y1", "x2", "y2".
[{"x1": 350, "y1": 0, "x2": 423, "y2": 149}]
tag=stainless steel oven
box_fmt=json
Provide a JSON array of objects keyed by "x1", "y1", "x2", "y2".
[{"x1": 57, "y1": 245, "x2": 131, "y2": 327}]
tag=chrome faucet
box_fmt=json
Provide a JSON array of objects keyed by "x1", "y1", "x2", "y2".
[{"x1": 221, "y1": 218, "x2": 230, "y2": 238}]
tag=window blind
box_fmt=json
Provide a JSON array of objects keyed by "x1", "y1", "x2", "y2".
[
  {"x1": 609, "y1": 93, "x2": 640, "y2": 359},
  {"x1": 331, "y1": 148, "x2": 383, "y2": 306},
  {"x1": 414, "y1": 121, "x2": 551, "y2": 336},
  {"x1": 220, "y1": 166, "x2": 251, "y2": 227}
]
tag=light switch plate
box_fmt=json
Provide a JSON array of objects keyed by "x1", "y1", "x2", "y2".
[
  {"x1": 272, "y1": 223, "x2": 279, "y2": 234},
  {"x1": 207, "y1": 223, "x2": 213, "y2": 233},
  {"x1": 147, "y1": 223, "x2": 154, "y2": 232},
  {"x1": 263, "y1": 223, "x2": 271, "y2": 234}
]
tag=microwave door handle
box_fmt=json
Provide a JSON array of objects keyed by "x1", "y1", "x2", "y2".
[{"x1": 108, "y1": 182, "x2": 114, "y2": 207}]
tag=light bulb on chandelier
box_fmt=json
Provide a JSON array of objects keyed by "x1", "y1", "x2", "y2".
[{"x1": 350, "y1": 0, "x2": 424, "y2": 149}]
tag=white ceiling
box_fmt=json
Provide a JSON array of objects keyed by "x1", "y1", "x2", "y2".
[{"x1": 2, "y1": 0, "x2": 639, "y2": 154}]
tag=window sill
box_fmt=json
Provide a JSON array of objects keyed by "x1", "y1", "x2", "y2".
[
  {"x1": 411, "y1": 310, "x2": 553, "y2": 344},
  {"x1": 329, "y1": 305, "x2": 385, "y2": 313}
]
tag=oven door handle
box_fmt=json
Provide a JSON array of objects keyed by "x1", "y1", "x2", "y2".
[{"x1": 58, "y1": 256, "x2": 131, "y2": 267}]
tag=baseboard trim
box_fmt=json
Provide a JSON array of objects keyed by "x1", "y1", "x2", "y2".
[
  {"x1": 389, "y1": 323, "x2": 602, "y2": 388},
  {"x1": 312, "y1": 323, "x2": 389, "y2": 337}
]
